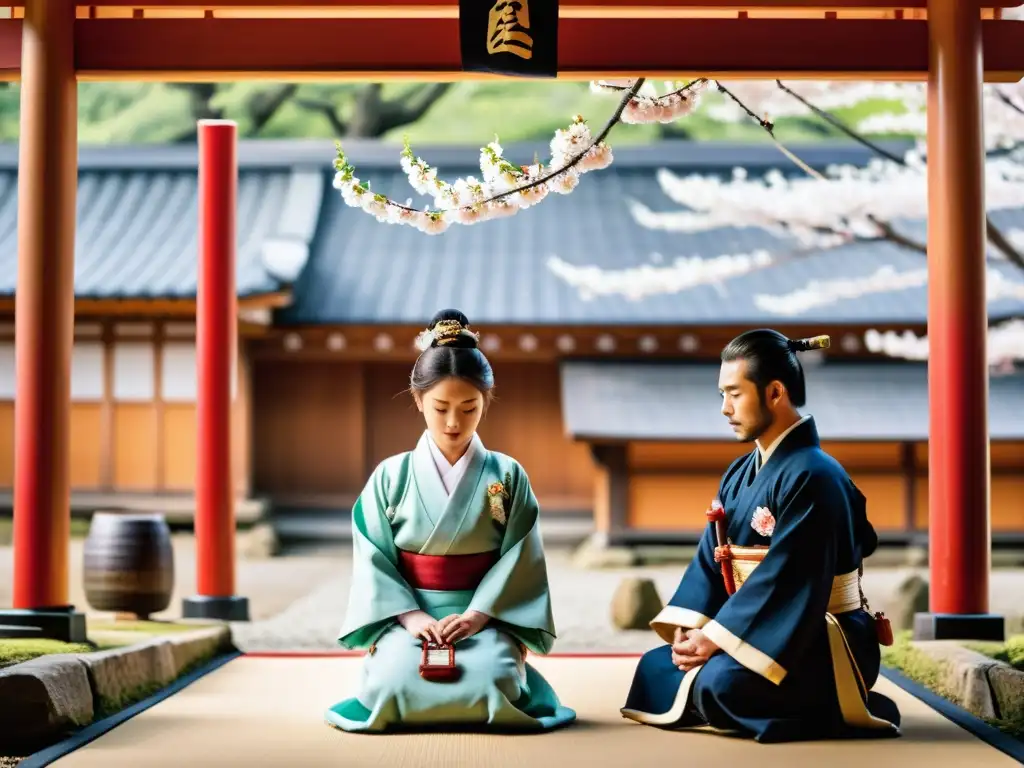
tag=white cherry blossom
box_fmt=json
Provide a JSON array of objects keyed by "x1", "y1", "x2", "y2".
[
  {"x1": 632, "y1": 153, "x2": 1024, "y2": 248},
  {"x1": 754, "y1": 266, "x2": 1024, "y2": 317},
  {"x1": 864, "y1": 319, "x2": 1024, "y2": 365},
  {"x1": 331, "y1": 114, "x2": 614, "y2": 233},
  {"x1": 545, "y1": 250, "x2": 773, "y2": 301}
]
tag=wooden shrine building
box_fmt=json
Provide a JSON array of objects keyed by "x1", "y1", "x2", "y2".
[{"x1": 1, "y1": 139, "x2": 1022, "y2": 545}]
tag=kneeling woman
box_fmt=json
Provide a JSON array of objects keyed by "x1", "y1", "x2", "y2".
[{"x1": 324, "y1": 310, "x2": 576, "y2": 733}]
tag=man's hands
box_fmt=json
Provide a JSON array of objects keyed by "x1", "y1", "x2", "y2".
[
  {"x1": 671, "y1": 627, "x2": 720, "y2": 671},
  {"x1": 438, "y1": 610, "x2": 491, "y2": 644},
  {"x1": 397, "y1": 609, "x2": 491, "y2": 644}
]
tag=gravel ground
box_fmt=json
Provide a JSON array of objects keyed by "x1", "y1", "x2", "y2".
[{"x1": 228, "y1": 543, "x2": 1024, "y2": 653}]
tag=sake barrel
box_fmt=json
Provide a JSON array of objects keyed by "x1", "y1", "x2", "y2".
[{"x1": 82, "y1": 511, "x2": 175, "y2": 620}]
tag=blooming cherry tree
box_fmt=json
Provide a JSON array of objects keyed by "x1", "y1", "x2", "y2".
[{"x1": 328, "y1": 76, "x2": 1024, "y2": 364}]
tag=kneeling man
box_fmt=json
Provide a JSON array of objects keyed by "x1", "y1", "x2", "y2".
[{"x1": 621, "y1": 329, "x2": 901, "y2": 743}]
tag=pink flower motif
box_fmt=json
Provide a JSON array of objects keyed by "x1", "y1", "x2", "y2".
[{"x1": 751, "y1": 506, "x2": 776, "y2": 537}]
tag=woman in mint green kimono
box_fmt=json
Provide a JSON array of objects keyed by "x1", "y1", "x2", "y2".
[{"x1": 325, "y1": 309, "x2": 577, "y2": 733}]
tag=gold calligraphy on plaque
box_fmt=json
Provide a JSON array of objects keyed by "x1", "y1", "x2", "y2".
[{"x1": 487, "y1": 0, "x2": 534, "y2": 60}]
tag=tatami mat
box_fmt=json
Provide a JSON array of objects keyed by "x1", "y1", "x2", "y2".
[{"x1": 50, "y1": 656, "x2": 1019, "y2": 767}]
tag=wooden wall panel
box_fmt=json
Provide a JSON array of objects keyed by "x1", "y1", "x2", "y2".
[
  {"x1": 628, "y1": 472, "x2": 904, "y2": 532},
  {"x1": 251, "y1": 360, "x2": 366, "y2": 495},
  {"x1": 629, "y1": 440, "x2": 904, "y2": 473},
  {"x1": 233, "y1": 346, "x2": 252, "y2": 495},
  {"x1": 0, "y1": 403, "x2": 104, "y2": 490},
  {"x1": 592, "y1": 464, "x2": 610, "y2": 534},
  {"x1": 628, "y1": 473, "x2": 721, "y2": 531},
  {"x1": 70, "y1": 404, "x2": 103, "y2": 489},
  {"x1": 821, "y1": 442, "x2": 901, "y2": 469},
  {"x1": 162, "y1": 403, "x2": 196, "y2": 491},
  {"x1": 113, "y1": 404, "x2": 157, "y2": 489},
  {"x1": 992, "y1": 477, "x2": 1024, "y2": 531},
  {"x1": 629, "y1": 442, "x2": 747, "y2": 472},
  {"x1": 363, "y1": 363, "x2": 421, "y2": 474},
  {"x1": 0, "y1": 402, "x2": 12, "y2": 488},
  {"x1": 845, "y1": 472, "x2": 904, "y2": 531}
]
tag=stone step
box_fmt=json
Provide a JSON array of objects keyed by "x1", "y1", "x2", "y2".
[{"x1": 0, "y1": 623, "x2": 42, "y2": 639}]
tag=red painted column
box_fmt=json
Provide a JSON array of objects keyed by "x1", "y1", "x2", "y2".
[
  {"x1": 195, "y1": 120, "x2": 238, "y2": 600},
  {"x1": 925, "y1": 1, "x2": 991, "y2": 620},
  {"x1": 11, "y1": 0, "x2": 76, "y2": 612}
]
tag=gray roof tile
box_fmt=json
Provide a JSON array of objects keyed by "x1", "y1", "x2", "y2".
[
  {"x1": 0, "y1": 142, "x2": 324, "y2": 300},
  {"x1": 560, "y1": 360, "x2": 1024, "y2": 441}
]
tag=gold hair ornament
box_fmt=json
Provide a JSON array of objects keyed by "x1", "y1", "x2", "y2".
[
  {"x1": 432, "y1": 320, "x2": 464, "y2": 345},
  {"x1": 413, "y1": 320, "x2": 479, "y2": 351},
  {"x1": 801, "y1": 335, "x2": 831, "y2": 350}
]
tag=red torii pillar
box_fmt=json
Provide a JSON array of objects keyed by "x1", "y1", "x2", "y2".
[
  {"x1": 181, "y1": 120, "x2": 249, "y2": 623},
  {"x1": 0, "y1": 0, "x2": 86, "y2": 642},
  {"x1": 914, "y1": 0, "x2": 1003, "y2": 641}
]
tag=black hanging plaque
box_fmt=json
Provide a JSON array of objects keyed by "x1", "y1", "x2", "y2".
[{"x1": 459, "y1": 0, "x2": 558, "y2": 78}]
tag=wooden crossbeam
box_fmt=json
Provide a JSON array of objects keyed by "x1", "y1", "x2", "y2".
[
  {"x1": 2, "y1": 1, "x2": 1020, "y2": 7},
  {"x1": 0, "y1": 17, "x2": 1022, "y2": 81}
]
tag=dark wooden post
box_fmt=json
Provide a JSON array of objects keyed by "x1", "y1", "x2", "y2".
[
  {"x1": 913, "y1": 0, "x2": 1003, "y2": 642},
  {"x1": 591, "y1": 444, "x2": 629, "y2": 546}
]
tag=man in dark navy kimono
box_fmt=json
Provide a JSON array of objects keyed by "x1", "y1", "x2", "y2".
[{"x1": 621, "y1": 329, "x2": 901, "y2": 743}]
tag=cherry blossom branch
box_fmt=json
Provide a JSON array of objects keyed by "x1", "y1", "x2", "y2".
[
  {"x1": 774, "y1": 80, "x2": 906, "y2": 165},
  {"x1": 775, "y1": 80, "x2": 1024, "y2": 271},
  {"x1": 995, "y1": 88, "x2": 1024, "y2": 118},
  {"x1": 591, "y1": 79, "x2": 710, "y2": 123},
  {"x1": 716, "y1": 83, "x2": 834, "y2": 182},
  {"x1": 330, "y1": 79, "x2": 645, "y2": 234},
  {"x1": 718, "y1": 84, "x2": 930, "y2": 252}
]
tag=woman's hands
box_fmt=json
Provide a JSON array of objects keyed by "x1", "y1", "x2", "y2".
[
  {"x1": 398, "y1": 609, "x2": 492, "y2": 644},
  {"x1": 437, "y1": 610, "x2": 491, "y2": 644},
  {"x1": 398, "y1": 610, "x2": 442, "y2": 643}
]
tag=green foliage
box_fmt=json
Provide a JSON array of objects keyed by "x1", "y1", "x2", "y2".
[{"x1": 0, "y1": 80, "x2": 918, "y2": 145}]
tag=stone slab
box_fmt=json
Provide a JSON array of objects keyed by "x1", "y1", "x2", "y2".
[
  {"x1": 0, "y1": 623, "x2": 235, "y2": 753},
  {"x1": 912, "y1": 639, "x2": 1024, "y2": 724},
  {"x1": 77, "y1": 639, "x2": 178, "y2": 713},
  {"x1": 0, "y1": 654, "x2": 94, "y2": 752}
]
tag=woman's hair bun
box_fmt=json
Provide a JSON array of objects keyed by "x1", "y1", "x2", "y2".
[
  {"x1": 787, "y1": 335, "x2": 830, "y2": 352},
  {"x1": 415, "y1": 308, "x2": 480, "y2": 351}
]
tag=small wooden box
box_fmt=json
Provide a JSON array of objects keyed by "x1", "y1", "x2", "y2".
[{"x1": 420, "y1": 641, "x2": 461, "y2": 682}]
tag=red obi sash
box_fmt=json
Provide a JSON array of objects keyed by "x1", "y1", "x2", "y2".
[{"x1": 397, "y1": 549, "x2": 499, "y2": 591}]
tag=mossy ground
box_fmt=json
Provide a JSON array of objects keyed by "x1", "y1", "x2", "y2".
[
  {"x1": 1, "y1": 619, "x2": 212, "y2": 667},
  {"x1": 0, "y1": 639, "x2": 95, "y2": 668},
  {"x1": 963, "y1": 635, "x2": 1024, "y2": 671},
  {"x1": 882, "y1": 630, "x2": 1024, "y2": 740}
]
